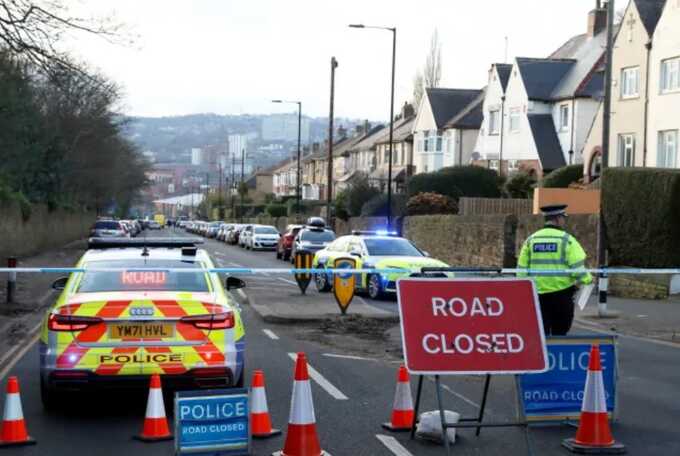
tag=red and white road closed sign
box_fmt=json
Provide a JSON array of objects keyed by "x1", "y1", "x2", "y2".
[{"x1": 397, "y1": 278, "x2": 548, "y2": 375}]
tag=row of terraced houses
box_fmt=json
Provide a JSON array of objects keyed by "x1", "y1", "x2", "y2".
[{"x1": 265, "y1": 0, "x2": 679, "y2": 200}]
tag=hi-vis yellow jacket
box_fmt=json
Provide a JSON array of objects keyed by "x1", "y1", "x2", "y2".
[{"x1": 517, "y1": 226, "x2": 593, "y2": 294}]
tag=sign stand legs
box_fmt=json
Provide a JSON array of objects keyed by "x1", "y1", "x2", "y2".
[{"x1": 409, "y1": 374, "x2": 533, "y2": 456}]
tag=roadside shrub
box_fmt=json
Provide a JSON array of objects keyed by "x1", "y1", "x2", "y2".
[
  {"x1": 406, "y1": 192, "x2": 458, "y2": 215},
  {"x1": 542, "y1": 164, "x2": 583, "y2": 188},
  {"x1": 334, "y1": 190, "x2": 350, "y2": 221},
  {"x1": 342, "y1": 175, "x2": 381, "y2": 216},
  {"x1": 505, "y1": 171, "x2": 536, "y2": 198},
  {"x1": 408, "y1": 165, "x2": 500, "y2": 199},
  {"x1": 602, "y1": 168, "x2": 680, "y2": 267},
  {"x1": 265, "y1": 203, "x2": 287, "y2": 218},
  {"x1": 360, "y1": 193, "x2": 407, "y2": 217}
]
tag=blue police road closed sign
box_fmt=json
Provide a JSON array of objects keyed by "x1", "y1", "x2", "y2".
[
  {"x1": 519, "y1": 335, "x2": 617, "y2": 423},
  {"x1": 174, "y1": 388, "x2": 250, "y2": 455}
]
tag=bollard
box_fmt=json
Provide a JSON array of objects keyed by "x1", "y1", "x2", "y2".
[{"x1": 6, "y1": 257, "x2": 17, "y2": 304}]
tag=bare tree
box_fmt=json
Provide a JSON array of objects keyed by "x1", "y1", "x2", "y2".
[
  {"x1": 0, "y1": 0, "x2": 130, "y2": 73},
  {"x1": 412, "y1": 29, "x2": 443, "y2": 108}
]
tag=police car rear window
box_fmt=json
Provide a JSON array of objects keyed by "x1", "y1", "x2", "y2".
[
  {"x1": 94, "y1": 221, "x2": 121, "y2": 230},
  {"x1": 76, "y1": 259, "x2": 210, "y2": 292}
]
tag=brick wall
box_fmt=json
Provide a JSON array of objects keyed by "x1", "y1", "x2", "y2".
[{"x1": 0, "y1": 203, "x2": 95, "y2": 258}]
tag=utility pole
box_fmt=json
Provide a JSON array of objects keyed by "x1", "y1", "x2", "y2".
[
  {"x1": 597, "y1": 0, "x2": 616, "y2": 318},
  {"x1": 218, "y1": 164, "x2": 223, "y2": 220},
  {"x1": 327, "y1": 57, "x2": 338, "y2": 225},
  {"x1": 205, "y1": 173, "x2": 210, "y2": 220},
  {"x1": 231, "y1": 153, "x2": 236, "y2": 217},
  {"x1": 296, "y1": 103, "x2": 302, "y2": 220},
  {"x1": 240, "y1": 148, "x2": 245, "y2": 224}
]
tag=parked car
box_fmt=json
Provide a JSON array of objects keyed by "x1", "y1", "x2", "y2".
[
  {"x1": 217, "y1": 223, "x2": 234, "y2": 241},
  {"x1": 276, "y1": 224, "x2": 303, "y2": 261},
  {"x1": 89, "y1": 220, "x2": 128, "y2": 238},
  {"x1": 227, "y1": 225, "x2": 244, "y2": 245},
  {"x1": 148, "y1": 220, "x2": 162, "y2": 230},
  {"x1": 206, "y1": 222, "x2": 221, "y2": 238},
  {"x1": 247, "y1": 225, "x2": 280, "y2": 250},
  {"x1": 290, "y1": 224, "x2": 336, "y2": 263},
  {"x1": 239, "y1": 225, "x2": 253, "y2": 248}
]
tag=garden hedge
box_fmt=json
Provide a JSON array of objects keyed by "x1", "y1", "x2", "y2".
[
  {"x1": 407, "y1": 165, "x2": 500, "y2": 199},
  {"x1": 542, "y1": 164, "x2": 583, "y2": 188},
  {"x1": 602, "y1": 167, "x2": 680, "y2": 267}
]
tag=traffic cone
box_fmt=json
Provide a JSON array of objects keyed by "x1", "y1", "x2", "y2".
[
  {"x1": 250, "y1": 370, "x2": 281, "y2": 439},
  {"x1": 134, "y1": 374, "x2": 173, "y2": 442},
  {"x1": 273, "y1": 353, "x2": 329, "y2": 456},
  {"x1": 0, "y1": 377, "x2": 35, "y2": 447},
  {"x1": 382, "y1": 365, "x2": 415, "y2": 432},
  {"x1": 562, "y1": 345, "x2": 626, "y2": 454}
]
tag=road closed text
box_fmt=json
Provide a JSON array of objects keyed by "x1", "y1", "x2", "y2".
[{"x1": 422, "y1": 296, "x2": 525, "y2": 355}]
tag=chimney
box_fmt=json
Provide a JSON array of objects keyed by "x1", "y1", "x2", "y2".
[
  {"x1": 337, "y1": 125, "x2": 347, "y2": 139},
  {"x1": 588, "y1": 1, "x2": 607, "y2": 37},
  {"x1": 312, "y1": 142, "x2": 320, "y2": 153},
  {"x1": 364, "y1": 119, "x2": 371, "y2": 133},
  {"x1": 401, "y1": 102, "x2": 415, "y2": 119},
  {"x1": 354, "y1": 124, "x2": 365, "y2": 137}
]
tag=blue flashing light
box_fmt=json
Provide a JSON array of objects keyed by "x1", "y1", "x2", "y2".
[{"x1": 375, "y1": 229, "x2": 398, "y2": 236}]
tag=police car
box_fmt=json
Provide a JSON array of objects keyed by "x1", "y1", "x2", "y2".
[
  {"x1": 39, "y1": 238, "x2": 246, "y2": 409},
  {"x1": 313, "y1": 230, "x2": 449, "y2": 299}
]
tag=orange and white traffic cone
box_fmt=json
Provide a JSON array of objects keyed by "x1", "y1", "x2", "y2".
[
  {"x1": 250, "y1": 370, "x2": 281, "y2": 439},
  {"x1": 562, "y1": 345, "x2": 626, "y2": 454},
  {"x1": 273, "y1": 353, "x2": 329, "y2": 456},
  {"x1": 0, "y1": 377, "x2": 35, "y2": 447},
  {"x1": 382, "y1": 365, "x2": 415, "y2": 432},
  {"x1": 134, "y1": 374, "x2": 173, "y2": 442}
]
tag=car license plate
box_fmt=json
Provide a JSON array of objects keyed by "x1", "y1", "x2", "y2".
[{"x1": 109, "y1": 323, "x2": 174, "y2": 339}]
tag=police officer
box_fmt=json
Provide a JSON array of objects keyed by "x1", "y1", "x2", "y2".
[{"x1": 517, "y1": 204, "x2": 592, "y2": 335}]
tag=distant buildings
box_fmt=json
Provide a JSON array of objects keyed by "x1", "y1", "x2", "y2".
[{"x1": 262, "y1": 114, "x2": 311, "y2": 143}]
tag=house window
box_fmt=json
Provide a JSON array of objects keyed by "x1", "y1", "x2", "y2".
[
  {"x1": 509, "y1": 108, "x2": 520, "y2": 133},
  {"x1": 660, "y1": 57, "x2": 680, "y2": 93},
  {"x1": 489, "y1": 160, "x2": 499, "y2": 171},
  {"x1": 559, "y1": 104, "x2": 570, "y2": 131},
  {"x1": 507, "y1": 159, "x2": 520, "y2": 172},
  {"x1": 618, "y1": 134, "x2": 636, "y2": 167},
  {"x1": 658, "y1": 130, "x2": 678, "y2": 168},
  {"x1": 621, "y1": 67, "x2": 640, "y2": 98},
  {"x1": 489, "y1": 110, "x2": 500, "y2": 135}
]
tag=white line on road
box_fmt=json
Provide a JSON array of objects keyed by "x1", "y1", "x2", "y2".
[
  {"x1": 287, "y1": 352, "x2": 348, "y2": 400},
  {"x1": 375, "y1": 435, "x2": 413, "y2": 456},
  {"x1": 278, "y1": 278, "x2": 298, "y2": 285},
  {"x1": 0, "y1": 321, "x2": 42, "y2": 381},
  {"x1": 323, "y1": 353, "x2": 376, "y2": 361},
  {"x1": 574, "y1": 320, "x2": 680, "y2": 349},
  {"x1": 227, "y1": 262, "x2": 243, "y2": 267},
  {"x1": 427, "y1": 377, "x2": 482, "y2": 410},
  {"x1": 235, "y1": 289, "x2": 248, "y2": 300},
  {"x1": 262, "y1": 329, "x2": 279, "y2": 340}
]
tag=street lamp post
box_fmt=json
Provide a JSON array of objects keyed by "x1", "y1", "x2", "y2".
[
  {"x1": 327, "y1": 57, "x2": 338, "y2": 225},
  {"x1": 272, "y1": 99, "x2": 302, "y2": 220},
  {"x1": 349, "y1": 24, "x2": 396, "y2": 230}
]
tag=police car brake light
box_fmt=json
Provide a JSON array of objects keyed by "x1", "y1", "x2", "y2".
[
  {"x1": 48, "y1": 313, "x2": 103, "y2": 331},
  {"x1": 180, "y1": 312, "x2": 234, "y2": 330}
]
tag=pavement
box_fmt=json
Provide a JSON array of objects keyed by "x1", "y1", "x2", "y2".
[{"x1": 0, "y1": 228, "x2": 679, "y2": 455}]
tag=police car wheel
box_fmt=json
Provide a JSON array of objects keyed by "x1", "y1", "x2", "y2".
[
  {"x1": 315, "y1": 271, "x2": 331, "y2": 292},
  {"x1": 368, "y1": 274, "x2": 383, "y2": 299}
]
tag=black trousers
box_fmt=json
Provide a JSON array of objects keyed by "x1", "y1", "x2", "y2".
[{"x1": 538, "y1": 286, "x2": 576, "y2": 336}]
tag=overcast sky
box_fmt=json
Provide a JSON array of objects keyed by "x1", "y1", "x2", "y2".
[{"x1": 65, "y1": 0, "x2": 597, "y2": 120}]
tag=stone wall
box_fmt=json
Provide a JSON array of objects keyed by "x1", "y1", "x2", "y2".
[
  {"x1": 403, "y1": 215, "x2": 517, "y2": 268},
  {"x1": 0, "y1": 203, "x2": 95, "y2": 258}
]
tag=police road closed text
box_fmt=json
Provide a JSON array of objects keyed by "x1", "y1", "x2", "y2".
[
  {"x1": 397, "y1": 278, "x2": 548, "y2": 375},
  {"x1": 180, "y1": 400, "x2": 246, "y2": 421}
]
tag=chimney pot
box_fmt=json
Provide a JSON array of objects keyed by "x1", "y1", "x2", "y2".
[{"x1": 587, "y1": 3, "x2": 607, "y2": 37}]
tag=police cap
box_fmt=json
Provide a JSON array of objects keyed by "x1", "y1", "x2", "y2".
[{"x1": 540, "y1": 204, "x2": 568, "y2": 217}]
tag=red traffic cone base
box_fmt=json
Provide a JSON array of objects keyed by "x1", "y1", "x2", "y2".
[
  {"x1": 134, "y1": 374, "x2": 173, "y2": 442},
  {"x1": 382, "y1": 365, "x2": 414, "y2": 432},
  {"x1": 250, "y1": 370, "x2": 281, "y2": 439},
  {"x1": 273, "y1": 353, "x2": 329, "y2": 456},
  {"x1": 0, "y1": 376, "x2": 36, "y2": 447},
  {"x1": 562, "y1": 346, "x2": 625, "y2": 454}
]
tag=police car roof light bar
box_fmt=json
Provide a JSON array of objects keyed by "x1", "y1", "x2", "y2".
[{"x1": 87, "y1": 238, "x2": 204, "y2": 250}]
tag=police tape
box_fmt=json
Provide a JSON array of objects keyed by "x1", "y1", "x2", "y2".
[{"x1": 0, "y1": 267, "x2": 679, "y2": 275}]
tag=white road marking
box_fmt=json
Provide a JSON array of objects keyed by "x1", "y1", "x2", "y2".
[
  {"x1": 427, "y1": 377, "x2": 482, "y2": 410},
  {"x1": 262, "y1": 329, "x2": 279, "y2": 340},
  {"x1": 323, "y1": 353, "x2": 376, "y2": 361},
  {"x1": 375, "y1": 435, "x2": 413, "y2": 456},
  {"x1": 235, "y1": 289, "x2": 248, "y2": 300},
  {"x1": 287, "y1": 352, "x2": 348, "y2": 400},
  {"x1": 228, "y1": 262, "x2": 243, "y2": 267},
  {"x1": 0, "y1": 321, "x2": 42, "y2": 381},
  {"x1": 278, "y1": 278, "x2": 298, "y2": 285}
]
